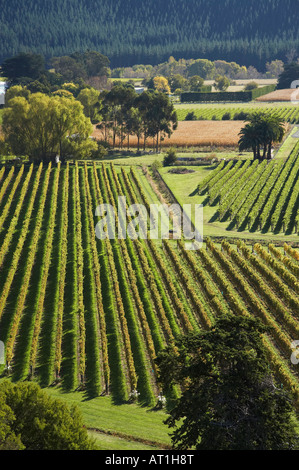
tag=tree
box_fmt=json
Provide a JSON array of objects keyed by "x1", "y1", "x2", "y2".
[
  {"x1": 188, "y1": 75, "x2": 204, "y2": 92},
  {"x1": 75, "y1": 50, "x2": 110, "y2": 78},
  {"x1": 1, "y1": 53, "x2": 45, "y2": 86},
  {"x1": 214, "y1": 75, "x2": 230, "y2": 91},
  {"x1": 244, "y1": 81, "x2": 258, "y2": 91},
  {"x1": 266, "y1": 60, "x2": 284, "y2": 78},
  {"x1": 163, "y1": 148, "x2": 177, "y2": 166},
  {"x1": 0, "y1": 381, "x2": 95, "y2": 450},
  {"x1": 168, "y1": 74, "x2": 188, "y2": 93},
  {"x1": 50, "y1": 55, "x2": 87, "y2": 82},
  {"x1": 146, "y1": 92, "x2": 177, "y2": 152},
  {"x1": 102, "y1": 84, "x2": 136, "y2": 148},
  {"x1": 2, "y1": 92, "x2": 96, "y2": 161},
  {"x1": 0, "y1": 394, "x2": 24, "y2": 450},
  {"x1": 156, "y1": 314, "x2": 299, "y2": 450},
  {"x1": 277, "y1": 62, "x2": 299, "y2": 89},
  {"x1": 153, "y1": 76, "x2": 171, "y2": 94},
  {"x1": 238, "y1": 112, "x2": 285, "y2": 160},
  {"x1": 187, "y1": 59, "x2": 215, "y2": 79},
  {"x1": 77, "y1": 87, "x2": 102, "y2": 123}
]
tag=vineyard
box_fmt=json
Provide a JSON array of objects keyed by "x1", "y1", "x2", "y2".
[
  {"x1": 197, "y1": 142, "x2": 299, "y2": 235},
  {"x1": 175, "y1": 104, "x2": 299, "y2": 123},
  {"x1": 0, "y1": 161, "x2": 298, "y2": 410}
]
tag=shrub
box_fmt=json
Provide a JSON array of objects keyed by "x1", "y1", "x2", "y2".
[
  {"x1": 184, "y1": 111, "x2": 196, "y2": 121},
  {"x1": 233, "y1": 111, "x2": 249, "y2": 120},
  {"x1": 244, "y1": 81, "x2": 259, "y2": 91},
  {"x1": 163, "y1": 148, "x2": 177, "y2": 167},
  {"x1": 222, "y1": 112, "x2": 231, "y2": 120}
]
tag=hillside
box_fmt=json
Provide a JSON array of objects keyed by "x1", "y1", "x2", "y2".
[{"x1": 0, "y1": 0, "x2": 298, "y2": 68}]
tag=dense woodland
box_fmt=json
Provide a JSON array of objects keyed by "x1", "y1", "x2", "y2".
[{"x1": 0, "y1": 0, "x2": 298, "y2": 70}]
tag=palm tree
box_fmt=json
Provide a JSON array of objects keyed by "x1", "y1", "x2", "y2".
[{"x1": 238, "y1": 112, "x2": 285, "y2": 161}]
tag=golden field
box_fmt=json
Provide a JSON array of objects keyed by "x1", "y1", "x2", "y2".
[
  {"x1": 92, "y1": 120, "x2": 246, "y2": 148},
  {"x1": 256, "y1": 88, "x2": 299, "y2": 102}
]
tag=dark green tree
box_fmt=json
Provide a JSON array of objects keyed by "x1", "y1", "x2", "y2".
[
  {"x1": 188, "y1": 75, "x2": 204, "y2": 91},
  {"x1": 1, "y1": 52, "x2": 45, "y2": 86},
  {"x1": 0, "y1": 381, "x2": 95, "y2": 450},
  {"x1": 277, "y1": 62, "x2": 299, "y2": 89},
  {"x1": 156, "y1": 314, "x2": 299, "y2": 450},
  {"x1": 214, "y1": 75, "x2": 230, "y2": 91},
  {"x1": 163, "y1": 148, "x2": 177, "y2": 166}
]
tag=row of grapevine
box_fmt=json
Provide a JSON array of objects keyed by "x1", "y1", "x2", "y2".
[
  {"x1": 257, "y1": 144, "x2": 299, "y2": 231},
  {"x1": 237, "y1": 241, "x2": 299, "y2": 315},
  {"x1": 83, "y1": 164, "x2": 110, "y2": 393},
  {"x1": 284, "y1": 243, "x2": 299, "y2": 261},
  {"x1": 0, "y1": 163, "x2": 43, "y2": 321},
  {"x1": 5, "y1": 163, "x2": 52, "y2": 366},
  {"x1": 222, "y1": 240, "x2": 299, "y2": 339},
  {"x1": 110, "y1": 166, "x2": 166, "y2": 358},
  {"x1": 218, "y1": 160, "x2": 259, "y2": 220},
  {"x1": 205, "y1": 239, "x2": 294, "y2": 356},
  {"x1": 0, "y1": 166, "x2": 14, "y2": 205},
  {"x1": 176, "y1": 105, "x2": 299, "y2": 124},
  {"x1": 28, "y1": 164, "x2": 61, "y2": 377},
  {"x1": 246, "y1": 160, "x2": 284, "y2": 230},
  {"x1": 254, "y1": 243, "x2": 299, "y2": 294},
  {"x1": 233, "y1": 161, "x2": 274, "y2": 228},
  {"x1": 270, "y1": 152, "x2": 299, "y2": 232},
  {"x1": 207, "y1": 159, "x2": 243, "y2": 205},
  {"x1": 104, "y1": 165, "x2": 158, "y2": 402},
  {"x1": 126, "y1": 166, "x2": 199, "y2": 333},
  {"x1": 197, "y1": 159, "x2": 226, "y2": 194},
  {"x1": 91, "y1": 164, "x2": 129, "y2": 401},
  {"x1": 74, "y1": 162, "x2": 86, "y2": 384},
  {"x1": 120, "y1": 168, "x2": 180, "y2": 345},
  {"x1": 54, "y1": 163, "x2": 69, "y2": 380},
  {"x1": 268, "y1": 244, "x2": 299, "y2": 277},
  {"x1": 0, "y1": 164, "x2": 25, "y2": 231}
]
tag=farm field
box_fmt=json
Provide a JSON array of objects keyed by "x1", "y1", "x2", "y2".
[
  {"x1": 0, "y1": 160, "x2": 298, "y2": 425},
  {"x1": 93, "y1": 120, "x2": 246, "y2": 148},
  {"x1": 188, "y1": 141, "x2": 299, "y2": 236},
  {"x1": 174, "y1": 102, "x2": 299, "y2": 123},
  {"x1": 159, "y1": 161, "x2": 299, "y2": 242},
  {"x1": 256, "y1": 89, "x2": 299, "y2": 102}
]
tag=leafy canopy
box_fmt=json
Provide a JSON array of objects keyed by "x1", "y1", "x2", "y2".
[
  {"x1": 156, "y1": 314, "x2": 298, "y2": 450},
  {"x1": 0, "y1": 381, "x2": 95, "y2": 450},
  {"x1": 2, "y1": 91, "x2": 96, "y2": 161}
]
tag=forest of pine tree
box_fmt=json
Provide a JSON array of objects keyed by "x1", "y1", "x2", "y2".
[{"x1": 0, "y1": 0, "x2": 298, "y2": 69}]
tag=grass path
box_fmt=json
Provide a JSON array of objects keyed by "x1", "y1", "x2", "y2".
[{"x1": 45, "y1": 387, "x2": 172, "y2": 449}]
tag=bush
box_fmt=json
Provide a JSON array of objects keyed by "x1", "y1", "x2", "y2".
[
  {"x1": 222, "y1": 112, "x2": 231, "y2": 120},
  {"x1": 163, "y1": 148, "x2": 177, "y2": 167},
  {"x1": 184, "y1": 111, "x2": 196, "y2": 121},
  {"x1": 151, "y1": 159, "x2": 163, "y2": 170},
  {"x1": 233, "y1": 111, "x2": 249, "y2": 120},
  {"x1": 0, "y1": 381, "x2": 96, "y2": 450},
  {"x1": 244, "y1": 81, "x2": 259, "y2": 91}
]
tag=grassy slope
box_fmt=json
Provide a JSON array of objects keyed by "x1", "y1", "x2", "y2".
[
  {"x1": 0, "y1": 377, "x2": 171, "y2": 450},
  {"x1": 45, "y1": 387, "x2": 172, "y2": 449}
]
